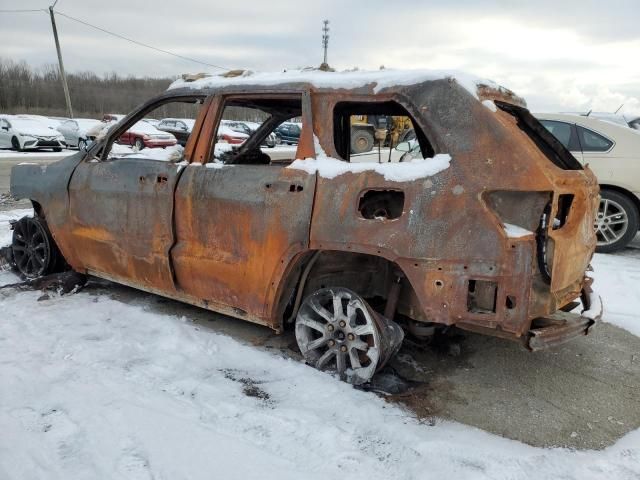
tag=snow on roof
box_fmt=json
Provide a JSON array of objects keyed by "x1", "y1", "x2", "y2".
[{"x1": 168, "y1": 68, "x2": 501, "y2": 99}]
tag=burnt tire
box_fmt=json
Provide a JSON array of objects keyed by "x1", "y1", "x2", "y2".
[
  {"x1": 295, "y1": 287, "x2": 404, "y2": 385},
  {"x1": 351, "y1": 129, "x2": 374, "y2": 154},
  {"x1": 11, "y1": 136, "x2": 22, "y2": 152},
  {"x1": 11, "y1": 216, "x2": 63, "y2": 278},
  {"x1": 595, "y1": 189, "x2": 639, "y2": 253}
]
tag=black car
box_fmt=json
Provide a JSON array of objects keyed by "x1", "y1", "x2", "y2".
[
  {"x1": 223, "y1": 120, "x2": 276, "y2": 148},
  {"x1": 274, "y1": 122, "x2": 301, "y2": 145},
  {"x1": 157, "y1": 118, "x2": 195, "y2": 146}
]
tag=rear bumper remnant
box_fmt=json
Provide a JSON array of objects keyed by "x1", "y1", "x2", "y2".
[{"x1": 526, "y1": 287, "x2": 602, "y2": 351}]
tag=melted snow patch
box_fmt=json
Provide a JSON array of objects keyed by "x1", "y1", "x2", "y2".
[
  {"x1": 582, "y1": 289, "x2": 603, "y2": 321},
  {"x1": 288, "y1": 154, "x2": 451, "y2": 182},
  {"x1": 503, "y1": 223, "x2": 533, "y2": 238}
]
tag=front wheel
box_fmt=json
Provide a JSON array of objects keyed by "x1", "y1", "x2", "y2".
[
  {"x1": 11, "y1": 216, "x2": 61, "y2": 278},
  {"x1": 11, "y1": 136, "x2": 22, "y2": 152},
  {"x1": 595, "y1": 189, "x2": 639, "y2": 253},
  {"x1": 78, "y1": 138, "x2": 88, "y2": 151},
  {"x1": 134, "y1": 138, "x2": 145, "y2": 150},
  {"x1": 295, "y1": 287, "x2": 404, "y2": 385}
]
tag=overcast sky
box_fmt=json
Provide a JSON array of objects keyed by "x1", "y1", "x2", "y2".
[{"x1": 2, "y1": 0, "x2": 639, "y2": 115}]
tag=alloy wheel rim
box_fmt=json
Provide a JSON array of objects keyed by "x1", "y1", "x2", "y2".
[
  {"x1": 295, "y1": 288, "x2": 380, "y2": 384},
  {"x1": 12, "y1": 218, "x2": 51, "y2": 277},
  {"x1": 595, "y1": 198, "x2": 628, "y2": 246}
]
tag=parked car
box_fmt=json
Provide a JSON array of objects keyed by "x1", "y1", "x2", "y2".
[
  {"x1": 222, "y1": 120, "x2": 276, "y2": 147},
  {"x1": 217, "y1": 125, "x2": 248, "y2": 144},
  {"x1": 15, "y1": 114, "x2": 65, "y2": 130},
  {"x1": 8, "y1": 70, "x2": 602, "y2": 386},
  {"x1": 143, "y1": 118, "x2": 160, "y2": 127},
  {"x1": 0, "y1": 115, "x2": 66, "y2": 151},
  {"x1": 117, "y1": 120, "x2": 177, "y2": 150},
  {"x1": 103, "y1": 113, "x2": 124, "y2": 123},
  {"x1": 535, "y1": 113, "x2": 640, "y2": 252},
  {"x1": 57, "y1": 118, "x2": 103, "y2": 151},
  {"x1": 156, "y1": 118, "x2": 196, "y2": 146},
  {"x1": 274, "y1": 122, "x2": 301, "y2": 144}
]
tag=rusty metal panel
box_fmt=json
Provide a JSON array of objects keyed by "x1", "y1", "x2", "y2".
[
  {"x1": 65, "y1": 158, "x2": 180, "y2": 292},
  {"x1": 171, "y1": 164, "x2": 316, "y2": 329}
]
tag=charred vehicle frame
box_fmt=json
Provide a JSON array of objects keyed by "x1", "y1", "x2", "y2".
[{"x1": 7, "y1": 71, "x2": 602, "y2": 385}]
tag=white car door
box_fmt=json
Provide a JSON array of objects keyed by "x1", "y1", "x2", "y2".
[{"x1": 59, "y1": 120, "x2": 78, "y2": 146}]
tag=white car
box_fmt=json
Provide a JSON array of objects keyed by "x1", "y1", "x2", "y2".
[
  {"x1": 15, "y1": 114, "x2": 65, "y2": 130},
  {"x1": 57, "y1": 118, "x2": 103, "y2": 150},
  {"x1": 535, "y1": 112, "x2": 640, "y2": 252},
  {"x1": 0, "y1": 115, "x2": 66, "y2": 151}
]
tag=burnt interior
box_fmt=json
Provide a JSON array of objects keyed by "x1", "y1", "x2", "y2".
[
  {"x1": 553, "y1": 194, "x2": 574, "y2": 230},
  {"x1": 358, "y1": 190, "x2": 405, "y2": 220},
  {"x1": 467, "y1": 279, "x2": 498, "y2": 314}
]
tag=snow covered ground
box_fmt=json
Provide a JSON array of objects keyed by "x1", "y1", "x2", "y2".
[{"x1": 0, "y1": 209, "x2": 639, "y2": 479}]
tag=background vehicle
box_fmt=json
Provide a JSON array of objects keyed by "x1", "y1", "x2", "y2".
[
  {"x1": 143, "y1": 118, "x2": 160, "y2": 127},
  {"x1": 157, "y1": 118, "x2": 196, "y2": 146},
  {"x1": 117, "y1": 120, "x2": 177, "y2": 150},
  {"x1": 15, "y1": 114, "x2": 65, "y2": 130},
  {"x1": 350, "y1": 115, "x2": 415, "y2": 154},
  {"x1": 217, "y1": 124, "x2": 248, "y2": 144},
  {"x1": 273, "y1": 122, "x2": 301, "y2": 144},
  {"x1": 222, "y1": 120, "x2": 276, "y2": 147},
  {"x1": 536, "y1": 112, "x2": 640, "y2": 252},
  {"x1": 0, "y1": 115, "x2": 66, "y2": 151},
  {"x1": 57, "y1": 118, "x2": 103, "y2": 150}
]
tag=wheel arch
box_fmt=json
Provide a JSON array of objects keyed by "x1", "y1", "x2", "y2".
[
  {"x1": 271, "y1": 249, "x2": 417, "y2": 331},
  {"x1": 599, "y1": 183, "x2": 640, "y2": 228}
]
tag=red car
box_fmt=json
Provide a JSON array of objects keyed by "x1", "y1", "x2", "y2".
[
  {"x1": 217, "y1": 125, "x2": 248, "y2": 144},
  {"x1": 118, "y1": 120, "x2": 177, "y2": 150}
]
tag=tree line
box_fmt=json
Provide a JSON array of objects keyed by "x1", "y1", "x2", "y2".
[
  {"x1": 0, "y1": 58, "x2": 176, "y2": 119},
  {"x1": 0, "y1": 58, "x2": 277, "y2": 123}
]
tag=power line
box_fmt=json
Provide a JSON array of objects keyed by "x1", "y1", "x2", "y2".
[
  {"x1": 52, "y1": 10, "x2": 230, "y2": 70},
  {"x1": 0, "y1": 8, "x2": 46, "y2": 12}
]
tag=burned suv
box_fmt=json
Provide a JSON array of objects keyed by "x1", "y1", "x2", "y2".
[{"x1": 7, "y1": 69, "x2": 602, "y2": 385}]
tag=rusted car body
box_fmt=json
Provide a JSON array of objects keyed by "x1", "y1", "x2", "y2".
[{"x1": 9, "y1": 70, "x2": 602, "y2": 383}]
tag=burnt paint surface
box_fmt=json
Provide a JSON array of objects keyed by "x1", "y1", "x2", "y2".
[{"x1": 10, "y1": 77, "x2": 599, "y2": 339}]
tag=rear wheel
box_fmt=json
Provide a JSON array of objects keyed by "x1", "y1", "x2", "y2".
[
  {"x1": 295, "y1": 287, "x2": 404, "y2": 385},
  {"x1": 595, "y1": 189, "x2": 639, "y2": 253},
  {"x1": 78, "y1": 138, "x2": 87, "y2": 151},
  {"x1": 11, "y1": 216, "x2": 60, "y2": 278}
]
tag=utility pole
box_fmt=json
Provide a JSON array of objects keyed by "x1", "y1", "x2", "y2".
[
  {"x1": 48, "y1": 2, "x2": 73, "y2": 118},
  {"x1": 320, "y1": 20, "x2": 330, "y2": 70}
]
